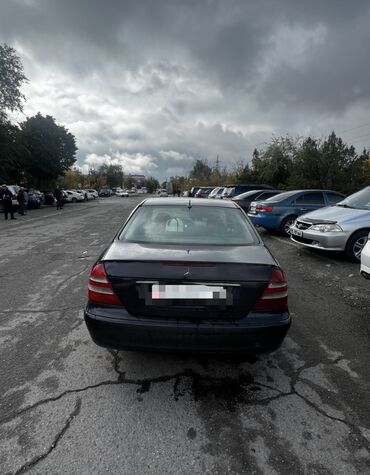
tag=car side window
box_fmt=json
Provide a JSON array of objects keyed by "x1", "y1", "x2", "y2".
[
  {"x1": 295, "y1": 192, "x2": 325, "y2": 205},
  {"x1": 326, "y1": 192, "x2": 343, "y2": 205}
]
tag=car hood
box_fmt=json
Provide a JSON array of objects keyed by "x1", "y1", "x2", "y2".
[
  {"x1": 299, "y1": 206, "x2": 370, "y2": 224},
  {"x1": 102, "y1": 241, "x2": 276, "y2": 266}
]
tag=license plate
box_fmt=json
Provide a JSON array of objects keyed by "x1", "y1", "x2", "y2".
[
  {"x1": 291, "y1": 228, "x2": 303, "y2": 237},
  {"x1": 151, "y1": 284, "x2": 227, "y2": 300}
]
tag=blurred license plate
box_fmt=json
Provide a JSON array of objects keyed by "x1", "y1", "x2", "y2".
[
  {"x1": 151, "y1": 284, "x2": 227, "y2": 300},
  {"x1": 291, "y1": 228, "x2": 303, "y2": 237}
]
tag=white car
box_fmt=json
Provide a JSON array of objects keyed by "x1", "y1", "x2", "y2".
[
  {"x1": 158, "y1": 189, "x2": 168, "y2": 197},
  {"x1": 360, "y1": 233, "x2": 370, "y2": 279},
  {"x1": 64, "y1": 190, "x2": 84, "y2": 202},
  {"x1": 116, "y1": 189, "x2": 129, "y2": 197},
  {"x1": 83, "y1": 189, "x2": 97, "y2": 200}
]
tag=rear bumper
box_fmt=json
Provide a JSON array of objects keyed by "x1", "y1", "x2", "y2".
[
  {"x1": 84, "y1": 305, "x2": 291, "y2": 353},
  {"x1": 248, "y1": 214, "x2": 280, "y2": 230}
]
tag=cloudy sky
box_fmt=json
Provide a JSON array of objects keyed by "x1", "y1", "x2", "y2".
[{"x1": 1, "y1": 0, "x2": 370, "y2": 181}]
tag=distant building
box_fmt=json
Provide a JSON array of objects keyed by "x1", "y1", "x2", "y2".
[{"x1": 123, "y1": 174, "x2": 146, "y2": 187}]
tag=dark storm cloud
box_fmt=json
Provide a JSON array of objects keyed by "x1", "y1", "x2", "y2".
[{"x1": 1, "y1": 0, "x2": 370, "y2": 179}]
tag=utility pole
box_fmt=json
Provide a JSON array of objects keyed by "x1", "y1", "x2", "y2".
[{"x1": 215, "y1": 155, "x2": 220, "y2": 173}]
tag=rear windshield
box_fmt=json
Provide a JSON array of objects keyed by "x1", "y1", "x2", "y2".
[
  {"x1": 119, "y1": 205, "x2": 257, "y2": 245},
  {"x1": 265, "y1": 190, "x2": 299, "y2": 202},
  {"x1": 336, "y1": 186, "x2": 370, "y2": 210},
  {"x1": 233, "y1": 190, "x2": 260, "y2": 200}
]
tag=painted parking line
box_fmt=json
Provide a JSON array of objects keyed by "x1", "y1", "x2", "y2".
[{"x1": 268, "y1": 235, "x2": 301, "y2": 248}]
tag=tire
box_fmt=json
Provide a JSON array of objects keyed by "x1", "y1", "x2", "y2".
[
  {"x1": 345, "y1": 230, "x2": 370, "y2": 262},
  {"x1": 279, "y1": 216, "x2": 297, "y2": 237},
  {"x1": 72, "y1": 197, "x2": 77, "y2": 203}
]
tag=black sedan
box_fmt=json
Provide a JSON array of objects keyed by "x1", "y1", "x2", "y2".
[
  {"x1": 85, "y1": 198, "x2": 290, "y2": 353},
  {"x1": 232, "y1": 189, "x2": 281, "y2": 212}
]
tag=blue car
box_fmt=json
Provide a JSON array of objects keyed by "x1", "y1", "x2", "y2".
[{"x1": 248, "y1": 189, "x2": 345, "y2": 236}]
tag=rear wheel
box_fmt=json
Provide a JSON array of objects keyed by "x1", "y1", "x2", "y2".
[
  {"x1": 280, "y1": 216, "x2": 297, "y2": 237},
  {"x1": 72, "y1": 197, "x2": 77, "y2": 203},
  {"x1": 345, "y1": 230, "x2": 369, "y2": 262}
]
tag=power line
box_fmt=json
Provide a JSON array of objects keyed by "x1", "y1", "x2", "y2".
[
  {"x1": 345, "y1": 131, "x2": 370, "y2": 142},
  {"x1": 337, "y1": 121, "x2": 370, "y2": 135}
]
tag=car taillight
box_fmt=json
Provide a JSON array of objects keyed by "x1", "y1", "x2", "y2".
[
  {"x1": 256, "y1": 205, "x2": 273, "y2": 212},
  {"x1": 253, "y1": 268, "x2": 288, "y2": 312},
  {"x1": 88, "y1": 263, "x2": 121, "y2": 305}
]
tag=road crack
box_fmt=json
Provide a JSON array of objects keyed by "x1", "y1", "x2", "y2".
[
  {"x1": 13, "y1": 398, "x2": 82, "y2": 475},
  {"x1": 289, "y1": 360, "x2": 370, "y2": 453}
]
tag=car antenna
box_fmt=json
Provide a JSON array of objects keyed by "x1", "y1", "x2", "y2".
[{"x1": 188, "y1": 199, "x2": 192, "y2": 209}]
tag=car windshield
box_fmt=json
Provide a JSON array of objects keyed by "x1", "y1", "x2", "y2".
[
  {"x1": 120, "y1": 205, "x2": 257, "y2": 246},
  {"x1": 265, "y1": 191, "x2": 299, "y2": 202},
  {"x1": 233, "y1": 190, "x2": 260, "y2": 200},
  {"x1": 208, "y1": 187, "x2": 219, "y2": 197},
  {"x1": 336, "y1": 187, "x2": 370, "y2": 210}
]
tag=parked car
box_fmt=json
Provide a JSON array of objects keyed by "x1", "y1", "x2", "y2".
[
  {"x1": 360, "y1": 233, "x2": 370, "y2": 278},
  {"x1": 195, "y1": 187, "x2": 214, "y2": 198},
  {"x1": 82, "y1": 189, "x2": 96, "y2": 200},
  {"x1": 189, "y1": 186, "x2": 201, "y2": 197},
  {"x1": 26, "y1": 189, "x2": 42, "y2": 208},
  {"x1": 41, "y1": 190, "x2": 56, "y2": 205},
  {"x1": 248, "y1": 189, "x2": 345, "y2": 237},
  {"x1": 72, "y1": 189, "x2": 88, "y2": 201},
  {"x1": 233, "y1": 189, "x2": 281, "y2": 212},
  {"x1": 157, "y1": 189, "x2": 168, "y2": 197},
  {"x1": 221, "y1": 184, "x2": 274, "y2": 199},
  {"x1": 116, "y1": 189, "x2": 129, "y2": 197},
  {"x1": 85, "y1": 189, "x2": 98, "y2": 199},
  {"x1": 208, "y1": 187, "x2": 225, "y2": 199},
  {"x1": 28, "y1": 189, "x2": 45, "y2": 205},
  {"x1": 290, "y1": 186, "x2": 370, "y2": 262},
  {"x1": 64, "y1": 190, "x2": 85, "y2": 202},
  {"x1": 99, "y1": 188, "x2": 113, "y2": 197},
  {"x1": 214, "y1": 187, "x2": 225, "y2": 199},
  {"x1": 84, "y1": 198, "x2": 290, "y2": 353}
]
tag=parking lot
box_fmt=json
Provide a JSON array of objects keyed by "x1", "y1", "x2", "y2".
[{"x1": 0, "y1": 196, "x2": 369, "y2": 474}]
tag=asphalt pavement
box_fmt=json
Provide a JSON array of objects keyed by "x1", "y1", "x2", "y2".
[{"x1": 0, "y1": 197, "x2": 369, "y2": 474}]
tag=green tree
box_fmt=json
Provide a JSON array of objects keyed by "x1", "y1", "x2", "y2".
[
  {"x1": 100, "y1": 164, "x2": 124, "y2": 188},
  {"x1": 145, "y1": 176, "x2": 160, "y2": 193},
  {"x1": 288, "y1": 137, "x2": 322, "y2": 188},
  {"x1": 0, "y1": 44, "x2": 28, "y2": 123},
  {"x1": 247, "y1": 138, "x2": 295, "y2": 188},
  {"x1": 85, "y1": 168, "x2": 107, "y2": 190},
  {"x1": 21, "y1": 113, "x2": 77, "y2": 187},
  {"x1": 0, "y1": 121, "x2": 29, "y2": 183},
  {"x1": 59, "y1": 168, "x2": 84, "y2": 189},
  {"x1": 318, "y1": 132, "x2": 357, "y2": 191},
  {"x1": 189, "y1": 159, "x2": 212, "y2": 184},
  {"x1": 123, "y1": 175, "x2": 135, "y2": 189}
]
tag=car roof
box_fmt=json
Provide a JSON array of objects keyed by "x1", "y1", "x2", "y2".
[{"x1": 142, "y1": 197, "x2": 237, "y2": 207}]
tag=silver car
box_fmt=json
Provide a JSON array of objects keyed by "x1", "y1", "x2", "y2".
[{"x1": 290, "y1": 186, "x2": 370, "y2": 262}]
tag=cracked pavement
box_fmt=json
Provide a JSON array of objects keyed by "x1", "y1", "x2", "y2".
[{"x1": 0, "y1": 197, "x2": 369, "y2": 474}]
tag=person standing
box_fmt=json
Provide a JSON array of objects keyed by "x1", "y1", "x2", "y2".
[
  {"x1": 0, "y1": 184, "x2": 16, "y2": 220},
  {"x1": 53, "y1": 185, "x2": 63, "y2": 210},
  {"x1": 17, "y1": 187, "x2": 27, "y2": 215}
]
